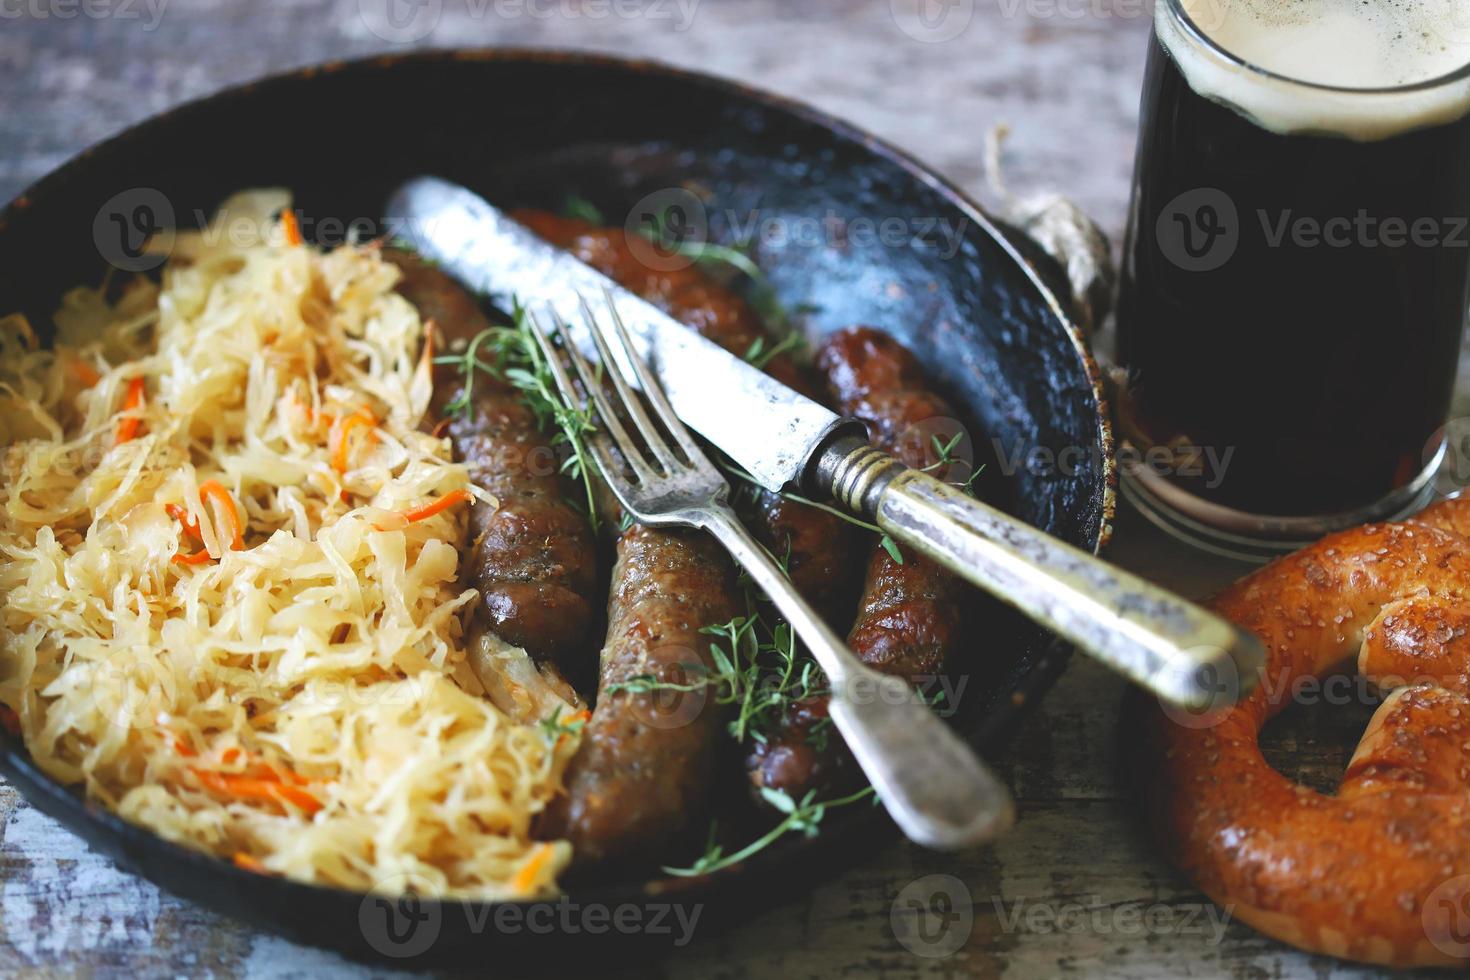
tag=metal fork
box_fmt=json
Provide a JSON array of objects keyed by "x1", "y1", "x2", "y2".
[{"x1": 527, "y1": 293, "x2": 1015, "y2": 850}]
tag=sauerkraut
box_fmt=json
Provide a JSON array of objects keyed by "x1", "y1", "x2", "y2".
[{"x1": 0, "y1": 190, "x2": 579, "y2": 898}]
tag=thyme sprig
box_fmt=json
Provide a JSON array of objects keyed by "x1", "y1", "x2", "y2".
[
  {"x1": 661, "y1": 786, "x2": 878, "y2": 877},
  {"x1": 537, "y1": 705, "x2": 588, "y2": 744},
  {"x1": 636, "y1": 207, "x2": 804, "y2": 332},
  {"x1": 432, "y1": 304, "x2": 603, "y2": 531},
  {"x1": 562, "y1": 194, "x2": 605, "y2": 225},
  {"x1": 742, "y1": 332, "x2": 803, "y2": 372},
  {"x1": 718, "y1": 457, "x2": 907, "y2": 565},
  {"x1": 605, "y1": 610, "x2": 826, "y2": 747},
  {"x1": 923, "y1": 431, "x2": 984, "y2": 496}
]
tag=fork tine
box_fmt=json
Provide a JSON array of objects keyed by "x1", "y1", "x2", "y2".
[
  {"x1": 577, "y1": 294, "x2": 683, "y2": 475},
  {"x1": 527, "y1": 308, "x2": 657, "y2": 486},
  {"x1": 525, "y1": 307, "x2": 585, "y2": 423},
  {"x1": 595, "y1": 288, "x2": 707, "y2": 465}
]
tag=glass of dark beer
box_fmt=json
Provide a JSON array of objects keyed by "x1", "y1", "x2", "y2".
[{"x1": 1115, "y1": 0, "x2": 1470, "y2": 557}]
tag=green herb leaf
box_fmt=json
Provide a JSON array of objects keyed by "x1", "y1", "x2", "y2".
[
  {"x1": 660, "y1": 786, "x2": 876, "y2": 878},
  {"x1": 537, "y1": 705, "x2": 587, "y2": 744},
  {"x1": 563, "y1": 194, "x2": 605, "y2": 225},
  {"x1": 436, "y1": 305, "x2": 603, "y2": 531},
  {"x1": 759, "y1": 787, "x2": 797, "y2": 814}
]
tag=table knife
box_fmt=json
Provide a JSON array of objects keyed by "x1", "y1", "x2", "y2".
[{"x1": 385, "y1": 176, "x2": 1264, "y2": 711}]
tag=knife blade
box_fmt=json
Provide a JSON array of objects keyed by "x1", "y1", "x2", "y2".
[
  {"x1": 385, "y1": 176, "x2": 1265, "y2": 710},
  {"x1": 385, "y1": 176, "x2": 858, "y2": 492}
]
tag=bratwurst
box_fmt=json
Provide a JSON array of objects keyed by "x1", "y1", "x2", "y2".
[
  {"x1": 537, "y1": 525, "x2": 741, "y2": 867},
  {"x1": 748, "y1": 326, "x2": 971, "y2": 799},
  {"x1": 820, "y1": 326, "x2": 968, "y2": 681},
  {"x1": 385, "y1": 248, "x2": 599, "y2": 669},
  {"x1": 514, "y1": 212, "x2": 864, "y2": 863}
]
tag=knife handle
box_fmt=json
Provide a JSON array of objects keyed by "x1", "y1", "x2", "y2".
[{"x1": 813, "y1": 436, "x2": 1264, "y2": 710}]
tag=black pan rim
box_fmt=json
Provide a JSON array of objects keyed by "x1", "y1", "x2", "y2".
[
  {"x1": 0, "y1": 45, "x2": 1118, "y2": 948},
  {"x1": 0, "y1": 46, "x2": 1117, "y2": 549}
]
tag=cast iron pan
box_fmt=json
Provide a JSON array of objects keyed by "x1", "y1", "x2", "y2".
[{"x1": 0, "y1": 49, "x2": 1115, "y2": 966}]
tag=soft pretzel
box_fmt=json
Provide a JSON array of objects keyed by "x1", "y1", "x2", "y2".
[{"x1": 1136, "y1": 494, "x2": 1470, "y2": 968}]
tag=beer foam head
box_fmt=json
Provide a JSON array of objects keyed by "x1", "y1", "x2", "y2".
[{"x1": 1161, "y1": 0, "x2": 1470, "y2": 139}]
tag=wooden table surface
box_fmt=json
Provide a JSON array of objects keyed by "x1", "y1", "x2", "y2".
[{"x1": 0, "y1": 2, "x2": 1454, "y2": 976}]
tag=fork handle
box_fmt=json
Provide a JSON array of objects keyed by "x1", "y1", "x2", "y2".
[
  {"x1": 813, "y1": 435, "x2": 1265, "y2": 710},
  {"x1": 700, "y1": 506, "x2": 1015, "y2": 850}
]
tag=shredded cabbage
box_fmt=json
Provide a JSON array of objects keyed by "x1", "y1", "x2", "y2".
[{"x1": 0, "y1": 190, "x2": 577, "y2": 898}]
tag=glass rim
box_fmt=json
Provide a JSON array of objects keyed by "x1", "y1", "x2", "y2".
[{"x1": 1164, "y1": 0, "x2": 1470, "y2": 95}]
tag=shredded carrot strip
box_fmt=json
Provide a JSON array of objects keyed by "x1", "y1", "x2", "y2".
[
  {"x1": 510, "y1": 843, "x2": 556, "y2": 895},
  {"x1": 193, "y1": 770, "x2": 322, "y2": 814},
  {"x1": 555, "y1": 709, "x2": 592, "y2": 748},
  {"x1": 329, "y1": 410, "x2": 375, "y2": 473},
  {"x1": 272, "y1": 765, "x2": 309, "y2": 787},
  {"x1": 164, "y1": 727, "x2": 197, "y2": 756},
  {"x1": 0, "y1": 705, "x2": 20, "y2": 737},
  {"x1": 233, "y1": 852, "x2": 268, "y2": 873},
  {"x1": 281, "y1": 208, "x2": 303, "y2": 247},
  {"x1": 430, "y1": 417, "x2": 452, "y2": 439},
  {"x1": 113, "y1": 376, "x2": 146, "y2": 446},
  {"x1": 419, "y1": 320, "x2": 436, "y2": 373},
  {"x1": 70, "y1": 359, "x2": 101, "y2": 388},
  {"x1": 164, "y1": 502, "x2": 203, "y2": 541},
  {"x1": 372, "y1": 488, "x2": 473, "y2": 531},
  {"x1": 218, "y1": 746, "x2": 309, "y2": 786},
  {"x1": 169, "y1": 483, "x2": 243, "y2": 564},
  {"x1": 199, "y1": 480, "x2": 244, "y2": 551}
]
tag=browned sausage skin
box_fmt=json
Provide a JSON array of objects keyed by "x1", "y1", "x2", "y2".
[
  {"x1": 510, "y1": 210, "x2": 863, "y2": 618},
  {"x1": 538, "y1": 525, "x2": 741, "y2": 868},
  {"x1": 745, "y1": 694, "x2": 857, "y2": 801},
  {"x1": 509, "y1": 211, "x2": 810, "y2": 395},
  {"x1": 383, "y1": 248, "x2": 598, "y2": 668},
  {"x1": 749, "y1": 327, "x2": 970, "y2": 799},
  {"x1": 821, "y1": 326, "x2": 968, "y2": 682}
]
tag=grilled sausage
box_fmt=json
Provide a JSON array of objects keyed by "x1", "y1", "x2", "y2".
[
  {"x1": 511, "y1": 210, "x2": 861, "y2": 619},
  {"x1": 510, "y1": 211, "x2": 810, "y2": 395},
  {"x1": 748, "y1": 327, "x2": 970, "y2": 799},
  {"x1": 513, "y1": 212, "x2": 864, "y2": 850},
  {"x1": 537, "y1": 525, "x2": 741, "y2": 868},
  {"x1": 820, "y1": 326, "x2": 968, "y2": 680},
  {"x1": 384, "y1": 249, "x2": 598, "y2": 669},
  {"x1": 745, "y1": 693, "x2": 858, "y2": 802}
]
